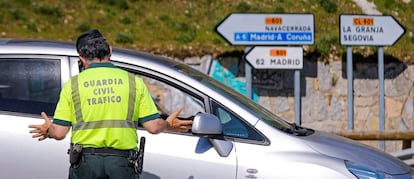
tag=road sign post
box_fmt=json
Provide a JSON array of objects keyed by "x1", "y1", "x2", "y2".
[
  {"x1": 245, "y1": 46, "x2": 303, "y2": 124},
  {"x1": 339, "y1": 14, "x2": 405, "y2": 150}
]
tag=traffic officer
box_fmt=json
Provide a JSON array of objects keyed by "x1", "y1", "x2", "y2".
[{"x1": 29, "y1": 29, "x2": 193, "y2": 179}]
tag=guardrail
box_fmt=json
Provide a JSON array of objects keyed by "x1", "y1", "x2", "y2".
[
  {"x1": 331, "y1": 131, "x2": 414, "y2": 167},
  {"x1": 390, "y1": 148, "x2": 414, "y2": 167}
]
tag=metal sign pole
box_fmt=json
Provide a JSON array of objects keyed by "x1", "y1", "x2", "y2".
[
  {"x1": 245, "y1": 63, "x2": 252, "y2": 99},
  {"x1": 378, "y1": 47, "x2": 385, "y2": 150},
  {"x1": 347, "y1": 46, "x2": 354, "y2": 130},
  {"x1": 245, "y1": 47, "x2": 252, "y2": 99},
  {"x1": 294, "y1": 70, "x2": 301, "y2": 125}
]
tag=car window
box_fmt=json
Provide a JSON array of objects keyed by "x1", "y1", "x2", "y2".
[
  {"x1": 138, "y1": 74, "x2": 205, "y2": 121},
  {"x1": 211, "y1": 100, "x2": 263, "y2": 141},
  {"x1": 0, "y1": 58, "x2": 61, "y2": 115}
]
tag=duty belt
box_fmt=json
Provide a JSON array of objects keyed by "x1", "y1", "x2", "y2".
[{"x1": 82, "y1": 147, "x2": 131, "y2": 157}]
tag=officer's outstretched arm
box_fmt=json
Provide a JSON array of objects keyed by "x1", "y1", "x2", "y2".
[
  {"x1": 28, "y1": 112, "x2": 70, "y2": 141},
  {"x1": 142, "y1": 108, "x2": 192, "y2": 134},
  {"x1": 166, "y1": 108, "x2": 193, "y2": 132},
  {"x1": 142, "y1": 118, "x2": 169, "y2": 134}
]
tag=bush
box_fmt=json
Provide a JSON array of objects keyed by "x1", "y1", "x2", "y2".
[
  {"x1": 10, "y1": 9, "x2": 26, "y2": 20},
  {"x1": 175, "y1": 32, "x2": 195, "y2": 43},
  {"x1": 236, "y1": 2, "x2": 251, "y2": 12},
  {"x1": 35, "y1": 6, "x2": 62, "y2": 18},
  {"x1": 317, "y1": 0, "x2": 337, "y2": 13},
  {"x1": 76, "y1": 23, "x2": 91, "y2": 33},
  {"x1": 15, "y1": 0, "x2": 31, "y2": 5},
  {"x1": 212, "y1": 37, "x2": 222, "y2": 45},
  {"x1": 115, "y1": 32, "x2": 134, "y2": 44},
  {"x1": 98, "y1": 0, "x2": 129, "y2": 10},
  {"x1": 159, "y1": 14, "x2": 171, "y2": 22},
  {"x1": 120, "y1": 17, "x2": 132, "y2": 24},
  {"x1": 316, "y1": 35, "x2": 338, "y2": 57},
  {"x1": 172, "y1": 22, "x2": 191, "y2": 32},
  {"x1": 26, "y1": 22, "x2": 38, "y2": 32},
  {"x1": 273, "y1": 6, "x2": 285, "y2": 13}
]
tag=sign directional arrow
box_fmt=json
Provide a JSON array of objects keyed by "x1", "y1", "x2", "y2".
[
  {"x1": 340, "y1": 14, "x2": 406, "y2": 46},
  {"x1": 215, "y1": 13, "x2": 314, "y2": 45}
]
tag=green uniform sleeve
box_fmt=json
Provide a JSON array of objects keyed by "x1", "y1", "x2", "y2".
[
  {"x1": 135, "y1": 77, "x2": 160, "y2": 123},
  {"x1": 53, "y1": 79, "x2": 75, "y2": 125}
]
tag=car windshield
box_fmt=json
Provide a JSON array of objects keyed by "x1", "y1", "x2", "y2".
[{"x1": 174, "y1": 64, "x2": 293, "y2": 131}]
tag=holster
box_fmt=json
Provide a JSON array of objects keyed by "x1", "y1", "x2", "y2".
[
  {"x1": 128, "y1": 151, "x2": 140, "y2": 174},
  {"x1": 69, "y1": 144, "x2": 83, "y2": 168},
  {"x1": 128, "y1": 137, "x2": 145, "y2": 174}
]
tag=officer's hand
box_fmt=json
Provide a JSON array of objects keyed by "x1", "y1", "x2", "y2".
[
  {"x1": 28, "y1": 112, "x2": 52, "y2": 141},
  {"x1": 166, "y1": 108, "x2": 193, "y2": 132}
]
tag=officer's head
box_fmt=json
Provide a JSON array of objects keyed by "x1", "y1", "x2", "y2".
[{"x1": 76, "y1": 29, "x2": 111, "y2": 62}]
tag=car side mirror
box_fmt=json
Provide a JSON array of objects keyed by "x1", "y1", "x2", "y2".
[
  {"x1": 192, "y1": 113, "x2": 233, "y2": 157},
  {"x1": 192, "y1": 113, "x2": 222, "y2": 136}
]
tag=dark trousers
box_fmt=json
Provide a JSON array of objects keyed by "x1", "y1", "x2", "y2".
[{"x1": 69, "y1": 155, "x2": 139, "y2": 179}]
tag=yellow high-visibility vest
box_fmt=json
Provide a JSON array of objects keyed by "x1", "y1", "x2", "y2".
[{"x1": 53, "y1": 63, "x2": 159, "y2": 150}]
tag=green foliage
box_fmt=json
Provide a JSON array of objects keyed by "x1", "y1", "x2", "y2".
[
  {"x1": 172, "y1": 22, "x2": 196, "y2": 43},
  {"x1": 98, "y1": 0, "x2": 129, "y2": 9},
  {"x1": 120, "y1": 17, "x2": 132, "y2": 24},
  {"x1": 236, "y1": 2, "x2": 251, "y2": 12},
  {"x1": 9, "y1": 9, "x2": 26, "y2": 20},
  {"x1": 35, "y1": 6, "x2": 62, "y2": 18},
  {"x1": 15, "y1": 0, "x2": 31, "y2": 5},
  {"x1": 273, "y1": 6, "x2": 285, "y2": 13},
  {"x1": 331, "y1": 74, "x2": 338, "y2": 86},
  {"x1": 316, "y1": 0, "x2": 337, "y2": 13},
  {"x1": 171, "y1": 22, "x2": 191, "y2": 32},
  {"x1": 76, "y1": 23, "x2": 91, "y2": 33},
  {"x1": 134, "y1": 9, "x2": 143, "y2": 16},
  {"x1": 115, "y1": 32, "x2": 134, "y2": 44},
  {"x1": 175, "y1": 32, "x2": 195, "y2": 43},
  {"x1": 26, "y1": 22, "x2": 38, "y2": 32},
  {"x1": 159, "y1": 14, "x2": 171, "y2": 22},
  {"x1": 381, "y1": 0, "x2": 397, "y2": 9},
  {"x1": 212, "y1": 37, "x2": 223, "y2": 45},
  {"x1": 316, "y1": 34, "x2": 338, "y2": 57}
]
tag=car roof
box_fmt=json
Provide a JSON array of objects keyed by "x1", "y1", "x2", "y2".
[{"x1": 0, "y1": 38, "x2": 182, "y2": 69}]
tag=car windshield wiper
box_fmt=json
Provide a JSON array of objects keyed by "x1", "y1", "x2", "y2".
[{"x1": 281, "y1": 123, "x2": 313, "y2": 136}]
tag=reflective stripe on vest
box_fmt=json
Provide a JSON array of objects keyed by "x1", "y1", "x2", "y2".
[{"x1": 71, "y1": 72, "x2": 138, "y2": 131}]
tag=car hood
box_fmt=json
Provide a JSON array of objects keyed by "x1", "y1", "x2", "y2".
[{"x1": 302, "y1": 130, "x2": 411, "y2": 175}]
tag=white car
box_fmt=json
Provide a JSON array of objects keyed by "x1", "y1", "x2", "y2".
[{"x1": 0, "y1": 39, "x2": 413, "y2": 179}]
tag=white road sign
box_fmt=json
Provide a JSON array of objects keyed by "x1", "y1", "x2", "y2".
[
  {"x1": 216, "y1": 13, "x2": 314, "y2": 45},
  {"x1": 245, "y1": 47, "x2": 303, "y2": 69},
  {"x1": 340, "y1": 14, "x2": 405, "y2": 46}
]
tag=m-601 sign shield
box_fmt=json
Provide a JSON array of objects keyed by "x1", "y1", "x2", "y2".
[
  {"x1": 245, "y1": 47, "x2": 303, "y2": 69},
  {"x1": 216, "y1": 13, "x2": 314, "y2": 45}
]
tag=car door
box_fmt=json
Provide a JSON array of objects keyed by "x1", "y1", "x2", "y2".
[
  {"x1": 209, "y1": 100, "x2": 268, "y2": 179},
  {"x1": 0, "y1": 55, "x2": 72, "y2": 179},
  {"x1": 120, "y1": 65, "x2": 238, "y2": 179}
]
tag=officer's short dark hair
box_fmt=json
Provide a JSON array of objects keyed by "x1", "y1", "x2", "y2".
[{"x1": 76, "y1": 29, "x2": 110, "y2": 61}]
